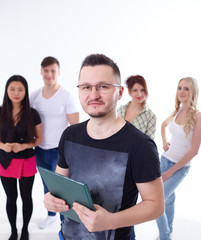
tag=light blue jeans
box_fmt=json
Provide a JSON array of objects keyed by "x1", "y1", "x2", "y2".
[{"x1": 156, "y1": 156, "x2": 190, "y2": 240}]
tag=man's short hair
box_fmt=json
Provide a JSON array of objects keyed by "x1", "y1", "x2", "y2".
[
  {"x1": 80, "y1": 54, "x2": 121, "y2": 81},
  {"x1": 41, "y1": 56, "x2": 60, "y2": 68}
]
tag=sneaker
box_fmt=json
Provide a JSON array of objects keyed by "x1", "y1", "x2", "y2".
[
  {"x1": 39, "y1": 216, "x2": 57, "y2": 229},
  {"x1": 155, "y1": 233, "x2": 173, "y2": 240}
]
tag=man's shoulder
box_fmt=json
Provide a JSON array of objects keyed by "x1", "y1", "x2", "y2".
[
  {"x1": 124, "y1": 121, "x2": 146, "y2": 137},
  {"x1": 30, "y1": 88, "x2": 42, "y2": 100},
  {"x1": 124, "y1": 122, "x2": 155, "y2": 146},
  {"x1": 57, "y1": 86, "x2": 77, "y2": 105},
  {"x1": 58, "y1": 86, "x2": 72, "y2": 97},
  {"x1": 63, "y1": 121, "x2": 87, "y2": 135}
]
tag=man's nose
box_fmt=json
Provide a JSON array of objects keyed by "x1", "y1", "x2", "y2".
[{"x1": 89, "y1": 86, "x2": 101, "y2": 99}]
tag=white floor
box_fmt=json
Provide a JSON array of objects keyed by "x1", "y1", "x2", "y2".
[{"x1": 0, "y1": 165, "x2": 201, "y2": 240}]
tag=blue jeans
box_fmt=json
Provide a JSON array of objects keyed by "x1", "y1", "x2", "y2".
[
  {"x1": 130, "y1": 226, "x2": 136, "y2": 240},
  {"x1": 156, "y1": 156, "x2": 190, "y2": 240},
  {"x1": 58, "y1": 230, "x2": 64, "y2": 240},
  {"x1": 35, "y1": 146, "x2": 58, "y2": 216}
]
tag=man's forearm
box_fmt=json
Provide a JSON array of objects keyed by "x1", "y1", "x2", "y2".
[
  {"x1": 109, "y1": 198, "x2": 164, "y2": 230},
  {"x1": 109, "y1": 178, "x2": 164, "y2": 230}
]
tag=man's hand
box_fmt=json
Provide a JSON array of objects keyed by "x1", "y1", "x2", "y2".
[
  {"x1": 73, "y1": 203, "x2": 112, "y2": 232},
  {"x1": 44, "y1": 192, "x2": 69, "y2": 213}
]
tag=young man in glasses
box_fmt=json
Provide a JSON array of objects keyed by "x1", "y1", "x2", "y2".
[
  {"x1": 30, "y1": 56, "x2": 79, "y2": 229},
  {"x1": 44, "y1": 54, "x2": 164, "y2": 240}
]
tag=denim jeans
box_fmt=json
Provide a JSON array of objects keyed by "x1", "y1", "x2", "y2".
[
  {"x1": 35, "y1": 146, "x2": 58, "y2": 216},
  {"x1": 130, "y1": 226, "x2": 136, "y2": 240},
  {"x1": 156, "y1": 156, "x2": 190, "y2": 240},
  {"x1": 58, "y1": 230, "x2": 64, "y2": 240}
]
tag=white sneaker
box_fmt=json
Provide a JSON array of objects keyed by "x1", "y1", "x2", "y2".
[
  {"x1": 39, "y1": 216, "x2": 57, "y2": 229},
  {"x1": 155, "y1": 233, "x2": 173, "y2": 240}
]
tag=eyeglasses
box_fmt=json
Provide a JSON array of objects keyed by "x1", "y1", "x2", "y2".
[{"x1": 77, "y1": 83, "x2": 121, "y2": 93}]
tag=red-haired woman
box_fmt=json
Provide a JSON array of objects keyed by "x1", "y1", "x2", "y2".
[
  {"x1": 118, "y1": 75, "x2": 156, "y2": 240},
  {"x1": 118, "y1": 75, "x2": 156, "y2": 140}
]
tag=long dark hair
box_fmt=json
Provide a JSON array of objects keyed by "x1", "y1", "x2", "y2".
[{"x1": 0, "y1": 75, "x2": 36, "y2": 143}]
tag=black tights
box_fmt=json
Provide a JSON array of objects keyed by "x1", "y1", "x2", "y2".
[{"x1": 1, "y1": 176, "x2": 35, "y2": 233}]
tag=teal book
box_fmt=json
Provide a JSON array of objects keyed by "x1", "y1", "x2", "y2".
[{"x1": 38, "y1": 167, "x2": 95, "y2": 224}]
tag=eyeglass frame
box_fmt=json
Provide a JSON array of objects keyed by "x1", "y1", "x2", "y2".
[{"x1": 76, "y1": 83, "x2": 121, "y2": 93}]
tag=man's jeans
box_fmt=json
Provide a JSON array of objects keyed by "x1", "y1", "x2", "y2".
[
  {"x1": 35, "y1": 146, "x2": 58, "y2": 216},
  {"x1": 130, "y1": 226, "x2": 136, "y2": 240},
  {"x1": 156, "y1": 156, "x2": 190, "y2": 240}
]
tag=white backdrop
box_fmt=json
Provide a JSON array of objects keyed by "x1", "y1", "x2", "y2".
[{"x1": 0, "y1": 0, "x2": 201, "y2": 231}]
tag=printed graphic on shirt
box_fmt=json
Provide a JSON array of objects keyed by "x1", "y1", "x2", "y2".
[{"x1": 62, "y1": 141, "x2": 128, "y2": 240}]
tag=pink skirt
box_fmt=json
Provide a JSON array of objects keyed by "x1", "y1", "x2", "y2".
[{"x1": 0, "y1": 156, "x2": 37, "y2": 179}]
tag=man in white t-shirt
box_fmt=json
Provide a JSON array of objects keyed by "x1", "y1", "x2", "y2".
[{"x1": 30, "y1": 56, "x2": 79, "y2": 229}]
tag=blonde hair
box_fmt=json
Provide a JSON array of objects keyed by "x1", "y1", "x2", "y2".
[{"x1": 171, "y1": 77, "x2": 199, "y2": 136}]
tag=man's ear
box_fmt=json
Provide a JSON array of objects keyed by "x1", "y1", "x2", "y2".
[{"x1": 118, "y1": 86, "x2": 124, "y2": 100}]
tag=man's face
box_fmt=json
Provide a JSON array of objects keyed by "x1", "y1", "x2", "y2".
[
  {"x1": 78, "y1": 65, "x2": 123, "y2": 118},
  {"x1": 41, "y1": 63, "x2": 60, "y2": 87}
]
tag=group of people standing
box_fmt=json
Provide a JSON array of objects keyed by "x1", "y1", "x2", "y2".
[
  {"x1": 0, "y1": 54, "x2": 200, "y2": 240},
  {"x1": 0, "y1": 56, "x2": 79, "y2": 240},
  {"x1": 118, "y1": 74, "x2": 201, "y2": 240}
]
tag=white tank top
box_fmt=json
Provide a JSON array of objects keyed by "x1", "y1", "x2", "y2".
[{"x1": 163, "y1": 111, "x2": 193, "y2": 166}]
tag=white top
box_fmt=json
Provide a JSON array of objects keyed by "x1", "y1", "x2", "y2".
[
  {"x1": 30, "y1": 86, "x2": 79, "y2": 149},
  {"x1": 163, "y1": 111, "x2": 193, "y2": 166}
]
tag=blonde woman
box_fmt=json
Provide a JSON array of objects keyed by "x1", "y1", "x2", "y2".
[{"x1": 156, "y1": 77, "x2": 201, "y2": 240}]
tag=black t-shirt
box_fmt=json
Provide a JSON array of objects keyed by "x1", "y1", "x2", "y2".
[
  {"x1": 58, "y1": 120, "x2": 161, "y2": 240},
  {"x1": 0, "y1": 107, "x2": 41, "y2": 169}
]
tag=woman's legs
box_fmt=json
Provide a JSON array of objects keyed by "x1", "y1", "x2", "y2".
[
  {"x1": 1, "y1": 177, "x2": 18, "y2": 239},
  {"x1": 156, "y1": 156, "x2": 190, "y2": 240},
  {"x1": 165, "y1": 192, "x2": 175, "y2": 234},
  {"x1": 19, "y1": 175, "x2": 35, "y2": 237}
]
